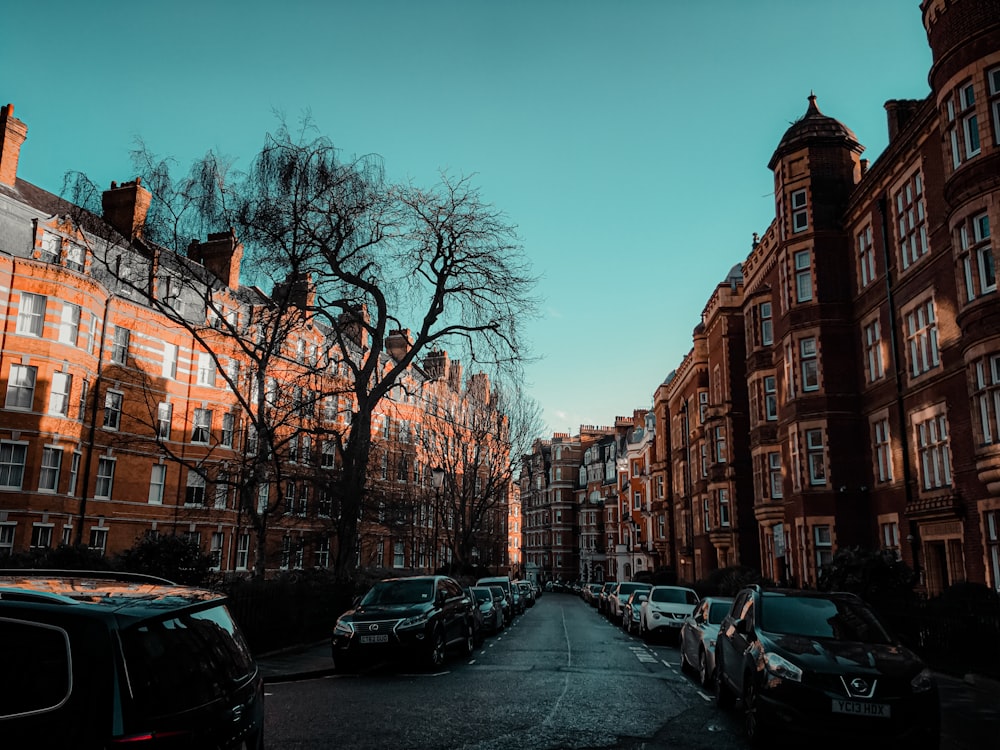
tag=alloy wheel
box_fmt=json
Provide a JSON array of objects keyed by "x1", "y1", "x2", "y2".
[{"x1": 426, "y1": 628, "x2": 446, "y2": 669}]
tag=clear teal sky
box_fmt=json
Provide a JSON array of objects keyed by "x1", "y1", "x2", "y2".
[{"x1": 2, "y1": 1, "x2": 932, "y2": 433}]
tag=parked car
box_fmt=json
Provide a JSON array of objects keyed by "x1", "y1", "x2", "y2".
[
  {"x1": 488, "y1": 585, "x2": 511, "y2": 625},
  {"x1": 471, "y1": 586, "x2": 504, "y2": 634},
  {"x1": 516, "y1": 580, "x2": 535, "y2": 608},
  {"x1": 510, "y1": 585, "x2": 525, "y2": 615},
  {"x1": 607, "y1": 581, "x2": 652, "y2": 622},
  {"x1": 639, "y1": 585, "x2": 700, "y2": 643},
  {"x1": 476, "y1": 576, "x2": 516, "y2": 621},
  {"x1": 0, "y1": 569, "x2": 264, "y2": 749},
  {"x1": 679, "y1": 596, "x2": 733, "y2": 687},
  {"x1": 462, "y1": 587, "x2": 487, "y2": 646},
  {"x1": 583, "y1": 582, "x2": 603, "y2": 606},
  {"x1": 332, "y1": 575, "x2": 475, "y2": 671},
  {"x1": 622, "y1": 590, "x2": 647, "y2": 634},
  {"x1": 714, "y1": 585, "x2": 940, "y2": 748},
  {"x1": 597, "y1": 581, "x2": 617, "y2": 615}
]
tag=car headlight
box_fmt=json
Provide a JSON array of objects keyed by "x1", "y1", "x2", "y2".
[
  {"x1": 333, "y1": 620, "x2": 354, "y2": 637},
  {"x1": 911, "y1": 667, "x2": 935, "y2": 693},
  {"x1": 398, "y1": 611, "x2": 431, "y2": 630},
  {"x1": 764, "y1": 652, "x2": 803, "y2": 682}
]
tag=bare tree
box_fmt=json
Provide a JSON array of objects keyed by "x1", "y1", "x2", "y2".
[
  {"x1": 426, "y1": 378, "x2": 543, "y2": 571},
  {"x1": 225, "y1": 123, "x2": 538, "y2": 581},
  {"x1": 70, "y1": 118, "x2": 537, "y2": 582}
]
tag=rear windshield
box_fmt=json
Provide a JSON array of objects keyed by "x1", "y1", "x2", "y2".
[
  {"x1": 120, "y1": 604, "x2": 255, "y2": 717},
  {"x1": 760, "y1": 594, "x2": 894, "y2": 643}
]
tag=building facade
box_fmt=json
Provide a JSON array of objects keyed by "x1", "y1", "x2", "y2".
[{"x1": 0, "y1": 103, "x2": 511, "y2": 576}]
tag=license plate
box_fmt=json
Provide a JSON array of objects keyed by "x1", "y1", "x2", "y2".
[
  {"x1": 832, "y1": 699, "x2": 890, "y2": 718},
  {"x1": 359, "y1": 634, "x2": 388, "y2": 644}
]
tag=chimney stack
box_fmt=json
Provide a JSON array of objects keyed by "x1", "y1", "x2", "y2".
[
  {"x1": 0, "y1": 103, "x2": 28, "y2": 188},
  {"x1": 188, "y1": 229, "x2": 243, "y2": 289},
  {"x1": 385, "y1": 329, "x2": 414, "y2": 361},
  {"x1": 272, "y1": 270, "x2": 314, "y2": 310},
  {"x1": 102, "y1": 178, "x2": 152, "y2": 240}
]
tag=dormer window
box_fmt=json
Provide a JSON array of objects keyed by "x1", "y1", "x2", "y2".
[{"x1": 791, "y1": 190, "x2": 808, "y2": 233}]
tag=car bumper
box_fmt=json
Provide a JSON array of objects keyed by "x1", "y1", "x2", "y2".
[{"x1": 754, "y1": 678, "x2": 940, "y2": 742}]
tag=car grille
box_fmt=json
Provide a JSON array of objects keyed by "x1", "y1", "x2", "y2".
[{"x1": 355, "y1": 619, "x2": 401, "y2": 640}]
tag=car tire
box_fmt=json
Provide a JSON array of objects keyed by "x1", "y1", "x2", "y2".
[
  {"x1": 698, "y1": 648, "x2": 712, "y2": 688},
  {"x1": 425, "y1": 627, "x2": 446, "y2": 670},
  {"x1": 462, "y1": 622, "x2": 476, "y2": 656},
  {"x1": 743, "y1": 678, "x2": 770, "y2": 747}
]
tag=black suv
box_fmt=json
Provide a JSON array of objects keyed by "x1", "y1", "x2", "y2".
[
  {"x1": 714, "y1": 585, "x2": 939, "y2": 749},
  {"x1": 0, "y1": 570, "x2": 264, "y2": 749},
  {"x1": 331, "y1": 575, "x2": 476, "y2": 671}
]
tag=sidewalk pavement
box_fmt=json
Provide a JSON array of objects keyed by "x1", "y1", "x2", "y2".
[{"x1": 255, "y1": 640, "x2": 337, "y2": 683}]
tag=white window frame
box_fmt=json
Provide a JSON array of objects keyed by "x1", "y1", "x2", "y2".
[
  {"x1": 197, "y1": 352, "x2": 215, "y2": 386},
  {"x1": 148, "y1": 464, "x2": 166, "y2": 504},
  {"x1": 157, "y1": 401, "x2": 172, "y2": 440},
  {"x1": 768, "y1": 451, "x2": 783, "y2": 498},
  {"x1": 95, "y1": 457, "x2": 116, "y2": 499},
  {"x1": 89, "y1": 526, "x2": 108, "y2": 556},
  {"x1": 59, "y1": 303, "x2": 80, "y2": 346},
  {"x1": 794, "y1": 250, "x2": 812, "y2": 302},
  {"x1": 48, "y1": 371, "x2": 72, "y2": 416},
  {"x1": 111, "y1": 326, "x2": 130, "y2": 365},
  {"x1": 5, "y1": 363, "x2": 37, "y2": 410},
  {"x1": 162, "y1": 342, "x2": 178, "y2": 378},
  {"x1": 185, "y1": 469, "x2": 206, "y2": 505},
  {"x1": 103, "y1": 390, "x2": 123, "y2": 431},
  {"x1": 806, "y1": 428, "x2": 826, "y2": 486},
  {"x1": 905, "y1": 298, "x2": 940, "y2": 377},
  {"x1": 791, "y1": 189, "x2": 808, "y2": 233},
  {"x1": 191, "y1": 408, "x2": 212, "y2": 444},
  {"x1": 914, "y1": 410, "x2": 952, "y2": 491},
  {"x1": 874, "y1": 418, "x2": 893, "y2": 483},
  {"x1": 760, "y1": 301, "x2": 773, "y2": 346},
  {"x1": 858, "y1": 225, "x2": 875, "y2": 288},
  {"x1": 16, "y1": 293, "x2": 46, "y2": 336},
  {"x1": 236, "y1": 533, "x2": 250, "y2": 570},
  {"x1": 864, "y1": 319, "x2": 885, "y2": 383},
  {"x1": 800, "y1": 337, "x2": 819, "y2": 391},
  {"x1": 0, "y1": 441, "x2": 28, "y2": 490},
  {"x1": 38, "y1": 446, "x2": 63, "y2": 493}
]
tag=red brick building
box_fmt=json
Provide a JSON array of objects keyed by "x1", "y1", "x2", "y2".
[
  {"x1": 0, "y1": 103, "x2": 510, "y2": 575},
  {"x1": 660, "y1": 0, "x2": 1000, "y2": 594}
]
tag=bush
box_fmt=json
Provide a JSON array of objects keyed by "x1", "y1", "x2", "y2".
[
  {"x1": 817, "y1": 546, "x2": 918, "y2": 614},
  {"x1": 113, "y1": 534, "x2": 215, "y2": 585},
  {"x1": 0, "y1": 544, "x2": 113, "y2": 571}
]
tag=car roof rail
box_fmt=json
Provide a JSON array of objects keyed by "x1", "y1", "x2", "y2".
[{"x1": 0, "y1": 569, "x2": 178, "y2": 586}]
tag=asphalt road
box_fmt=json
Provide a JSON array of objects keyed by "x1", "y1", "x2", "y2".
[{"x1": 262, "y1": 593, "x2": 1000, "y2": 750}]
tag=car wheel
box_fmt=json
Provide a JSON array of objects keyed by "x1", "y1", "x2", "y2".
[
  {"x1": 715, "y1": 656, "x2": 736, "y2": 710},
  {"x1": 743, "y1": 677, "x2": 770, "y2": 747},
  {"x1": 425, "y1": 627, "x2": 446, "y2": 670},
  {"x1": 462, "y1": 622, "x2": 476, "y2": 656},
  {"x1": 698, "y1": 649, "x2": 712, "y2": 688}
]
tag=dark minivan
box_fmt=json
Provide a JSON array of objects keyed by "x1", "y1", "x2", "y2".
[{"x1": 0, "y1": 570, "x2": 264, "y2": 749}]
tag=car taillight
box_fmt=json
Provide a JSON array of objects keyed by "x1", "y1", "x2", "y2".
[{"x1": 109, "y1": 730, "x2": 192, "y2": 744}]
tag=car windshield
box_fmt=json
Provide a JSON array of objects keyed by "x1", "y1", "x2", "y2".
[
  {"x1": 651, "y1": 588, "x2": 696, "y2": 604},
  {"x1": 472, "y1": 587, "x2": 492, "y2": 603},
  {"x1": 708, "y1": 601, "x2": 732, "y2": 624},
  {"x1": 361, "y1": 580, "x2": 434, "y2": 606},
  {"x1": 490, "y1": 586, "x2": 505, "y2": 600},
  {"x1": 760, "y1": 594, "x2": 894, "y2": 643}
]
